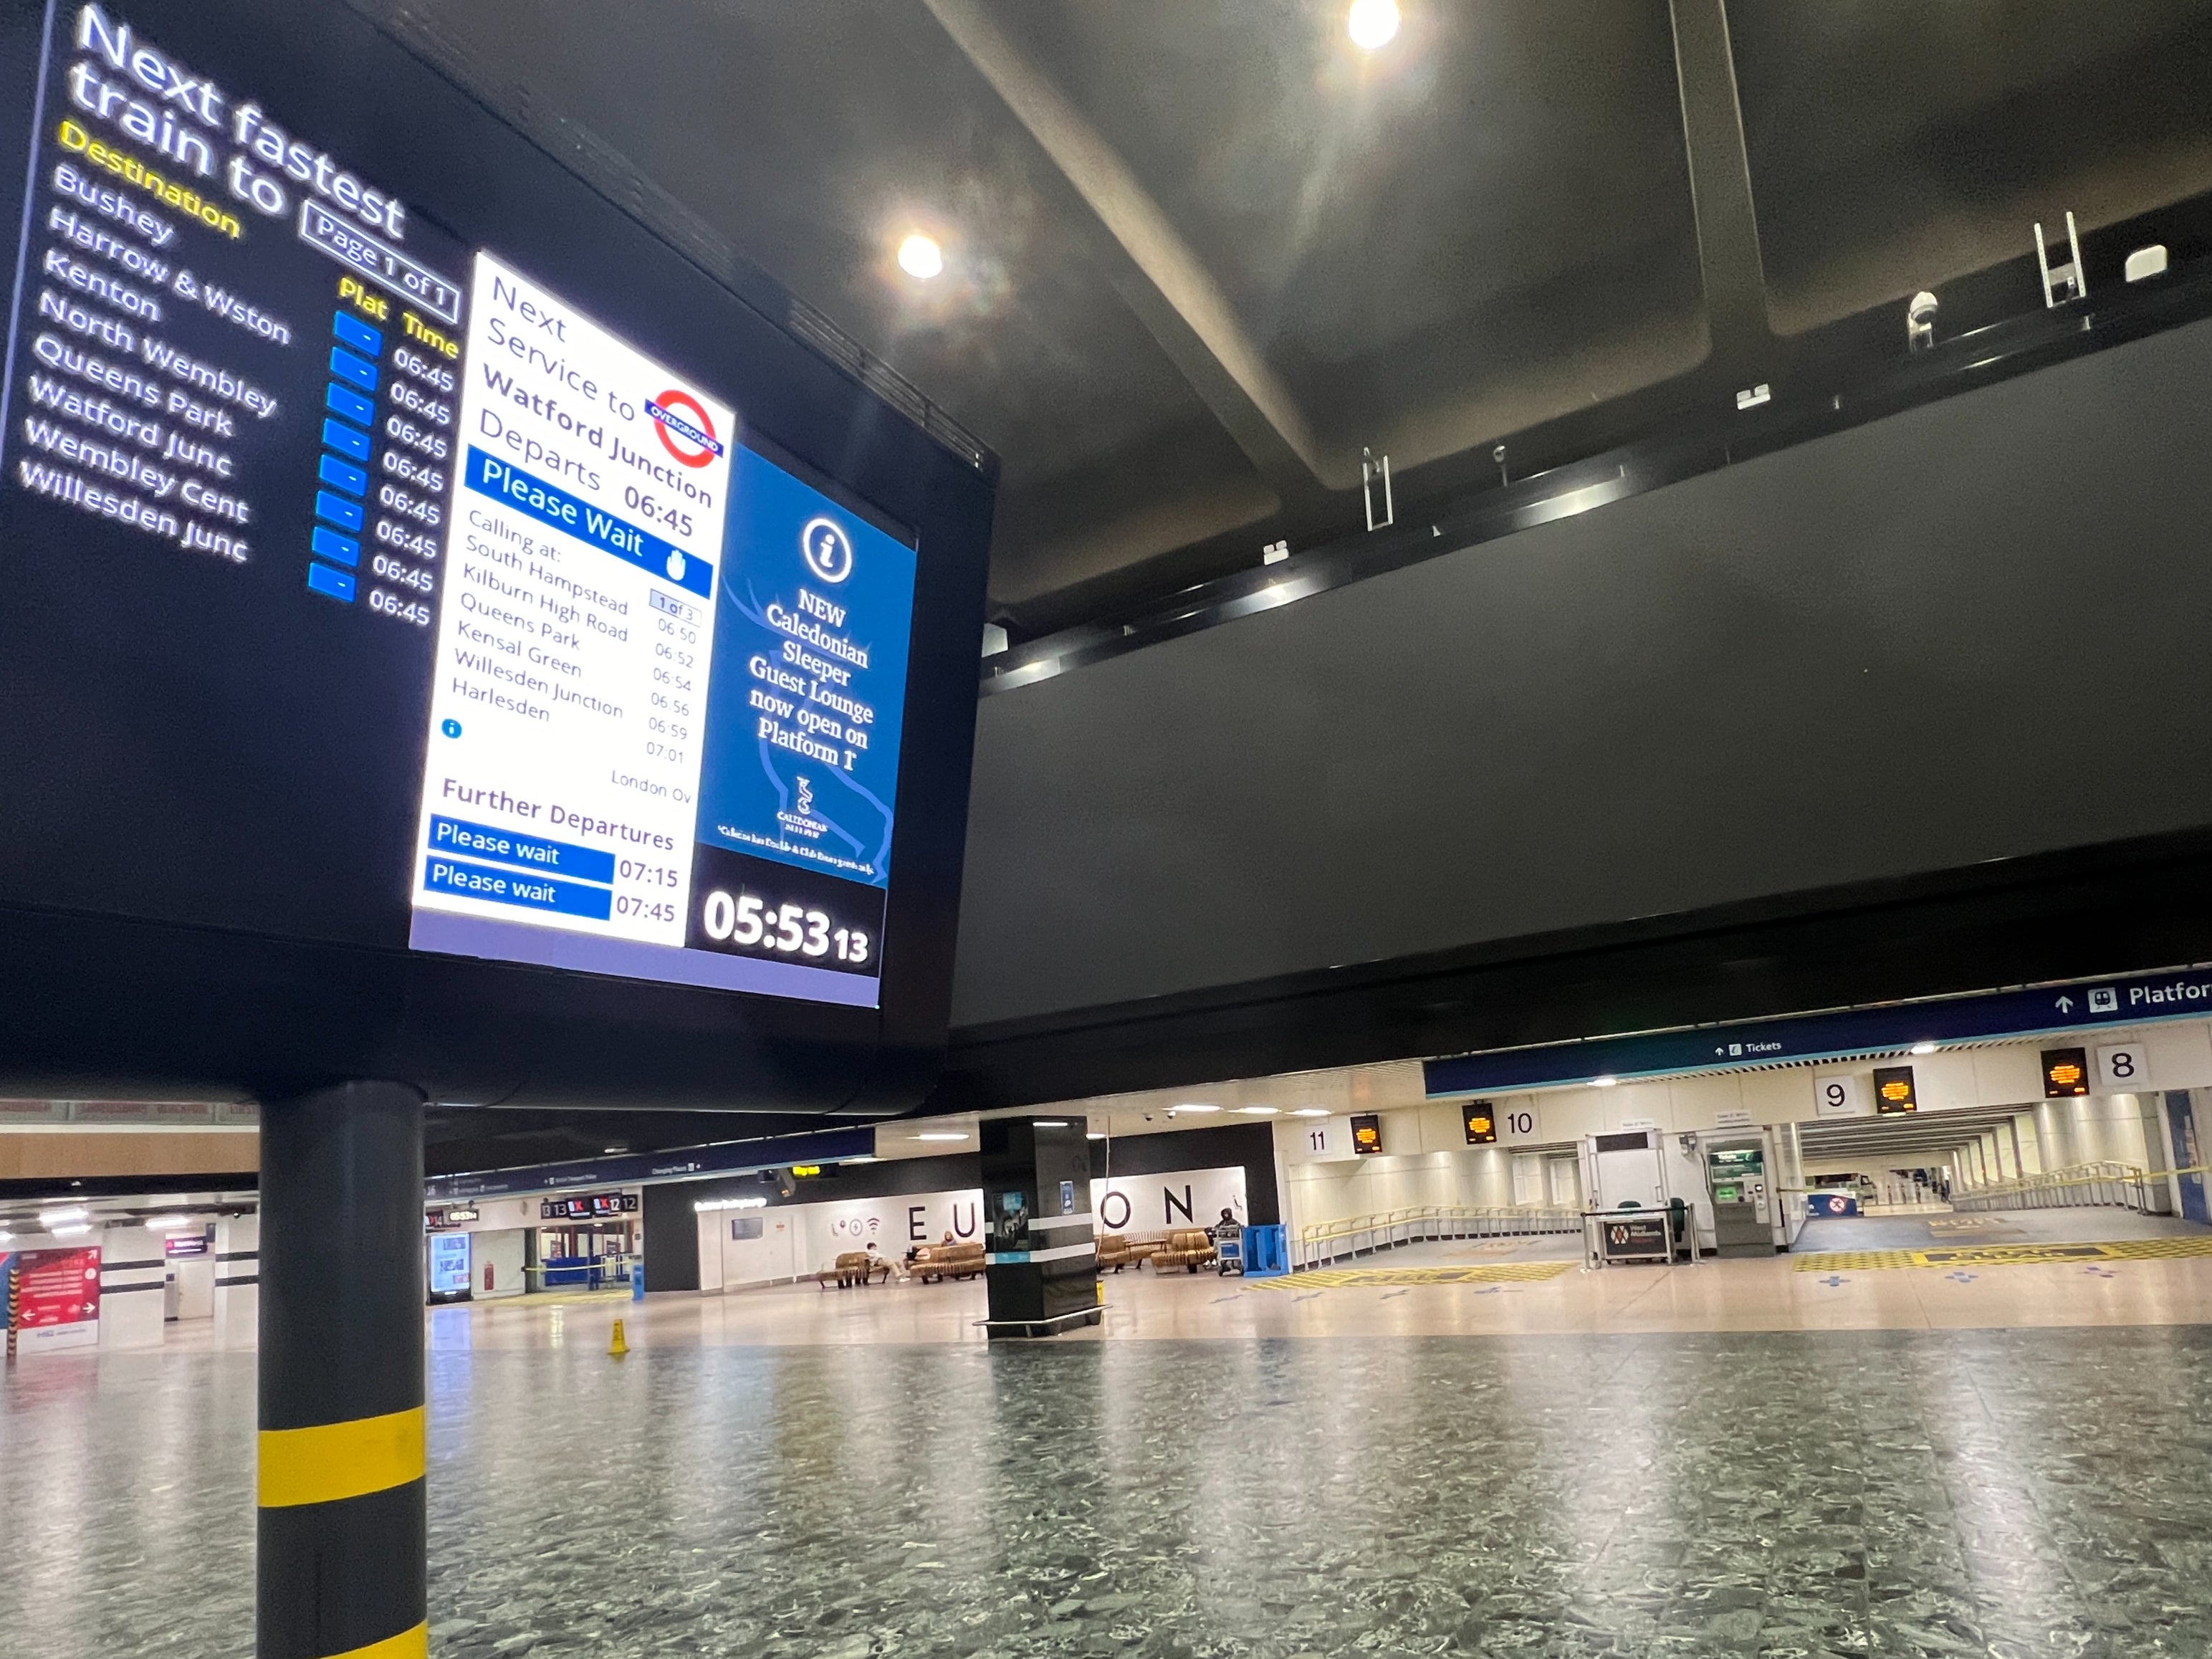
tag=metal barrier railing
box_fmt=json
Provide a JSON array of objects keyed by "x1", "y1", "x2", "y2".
[
  {"x1": 1947, "y1": 1161, "x2": 2155, "y2": 1215},
  {"x1": 1291, "y1": 1204, "x2": 1581, "y2": 1271}
]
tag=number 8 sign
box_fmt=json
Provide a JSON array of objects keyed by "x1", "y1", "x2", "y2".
[{"x1": 2097, "y1": 1044, "x2": 2148, "y2": 1089}]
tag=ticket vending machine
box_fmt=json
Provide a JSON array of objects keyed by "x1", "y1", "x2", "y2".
[{"x1": 1700, "y1": 1134, "x2": 1784, "y2": 1256}]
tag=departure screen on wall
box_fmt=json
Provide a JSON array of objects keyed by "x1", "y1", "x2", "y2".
[{"x1": 0, "y1": 3, "x2": 921, "y2": 1010}]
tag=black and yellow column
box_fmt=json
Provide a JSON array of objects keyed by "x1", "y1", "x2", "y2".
[{"x1": 258, "y1": 1080, "x2": 428, "y2": 1659}]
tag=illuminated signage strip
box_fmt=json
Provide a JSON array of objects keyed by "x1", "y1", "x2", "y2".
[
  {"x1": 1426, "y1": 963, "x2": 2212, "y2": 1095},
  {"x1": 424, "y1": 1125, "x2": 873, "y2": 1202}
]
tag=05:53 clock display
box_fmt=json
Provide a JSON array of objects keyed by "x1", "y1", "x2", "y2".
[{"x1": 698, "y1": 889, "x2": 871, "y2": 965}]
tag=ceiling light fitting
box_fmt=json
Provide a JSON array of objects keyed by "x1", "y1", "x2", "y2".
[
  {"x1": 1348, "y1": 0, "x2": 1399, "y2": 51},
  {"x1": 1361, "y1": 446, "x2": 1394, "y2": 530},
  {"x1": 896, "y1": 232, "x2": 944, "y2": 280},
  {"x1": 914, "y1": 1132, "x2": 968, "y2": 1142},
  {"x1": 1290, "y1": 1108, "x2": 1331, "y2": 1118},
  {"x1": 1591, "y1": 1076, "x2": 1619, "y2": 1089}
]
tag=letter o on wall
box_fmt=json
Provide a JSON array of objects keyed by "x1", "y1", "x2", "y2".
[{"x1": 1101, "y1": 1191, "x2": 1131, "y2": 1231}]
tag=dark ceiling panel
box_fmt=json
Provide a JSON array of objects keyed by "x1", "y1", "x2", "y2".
[
  {"x1": 992, "y1": 0, "x2": 1711, "y2": 467},
  {"x1": 387, "y1": 0, "x2": 1275, "y2": 604},
  {"x1": 380, "y1": 0, "x2": 2212, "y2": 631},
  {"x1": 1732, "y1": 0, "x2": 2212, "y2": 333}
]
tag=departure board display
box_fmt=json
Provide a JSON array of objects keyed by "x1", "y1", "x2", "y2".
[{"x1": 0, "y1": 1, "x2": 927, "y2": 1012}]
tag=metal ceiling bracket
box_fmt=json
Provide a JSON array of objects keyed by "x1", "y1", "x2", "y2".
[
  {"x1": 2036, "y1": 213, "x2": 2087, "y2": 307},
  {"x1": 1362, "y1": 448, "x2": 1394, "y2": 532}
]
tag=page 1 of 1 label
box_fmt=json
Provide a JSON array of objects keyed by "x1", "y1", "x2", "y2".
[{"x1": 411, "y1": 250, "x2": 734, "y2": 949}]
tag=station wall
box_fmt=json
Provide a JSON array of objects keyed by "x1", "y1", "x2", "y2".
[
  {"x1": 1253, "y1": 1022, "x2": 2212, "y2": 1238},
  {"x1": 695, "y1": 1164, "x2": 1250, "y2": 1292}
]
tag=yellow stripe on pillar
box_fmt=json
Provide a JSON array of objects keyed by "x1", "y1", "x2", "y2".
[
  {"x1": 324, "y1": 1620, "x2": 429, "y2": 1659},
  {"x1": 257, "y1": 1405, "x2": 426, "y2": 1509}
]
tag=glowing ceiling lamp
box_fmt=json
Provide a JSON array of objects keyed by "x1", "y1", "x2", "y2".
[
  {"x1": 1348, "y1": 0, "x2": 1400, "y2": 51},
  {"x1": 896, "y1": 232, "x2": 944, "y2": 280}
]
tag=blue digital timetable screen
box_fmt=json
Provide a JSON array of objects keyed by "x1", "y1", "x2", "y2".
[{"x1": 0, "y1": 1, "x2": 929, "y2": 1014}]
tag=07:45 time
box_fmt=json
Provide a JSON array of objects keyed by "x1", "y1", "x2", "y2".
[{"x1": 701, "y1": 890, "x2": 870, "y2": 964}]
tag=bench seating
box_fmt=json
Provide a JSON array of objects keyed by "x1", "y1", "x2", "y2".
[
  {"x1": 914, "y1": 1240, "x2": 986, "y2": 1281},
  {"x1": 817, "y1": 1251, "x2": 881, "y2": 1288},
  {"x1": 1097, "y1": 1234, "x2": 1163, "y2": 1271},
  {"x1": 1152, "y1": 1229, "x2": 1218, "y2": 1271}
]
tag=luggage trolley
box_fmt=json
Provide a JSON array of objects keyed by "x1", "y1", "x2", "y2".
[{"x1": 1215, "y1": 1230, "x2": 1245, "y2": 1275}]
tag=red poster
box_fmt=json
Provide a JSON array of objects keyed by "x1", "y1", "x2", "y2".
[{"x1": 13, "y1": 1247, "x2": 100, "y2": 1328}]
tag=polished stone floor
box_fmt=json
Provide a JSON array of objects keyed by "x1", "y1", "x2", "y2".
[{"x1": 9, "y1": 1315, "x2": 2212, "y2": 1657}]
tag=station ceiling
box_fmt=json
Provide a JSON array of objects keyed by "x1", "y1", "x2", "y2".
[
  {"x1": 368, "y1": 0, "x2": 2212, "y2": 631},
  {"x1": 1796, "y1": 1102, "x2": 2038, "y2": 1168}
]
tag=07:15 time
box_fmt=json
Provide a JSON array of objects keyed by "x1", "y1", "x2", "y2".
[{"x1": 701, "y1": 889, "x2": 871, "y2": 964}]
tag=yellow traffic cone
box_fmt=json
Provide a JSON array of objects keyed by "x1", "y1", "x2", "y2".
[{"x1": 608, "y1": 1318, "x2": 629, "y2": 1358}]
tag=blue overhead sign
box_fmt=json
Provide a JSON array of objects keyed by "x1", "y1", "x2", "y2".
[{"x1": 1424, "y1": 963, "x2": 2212, "y2": 1096}]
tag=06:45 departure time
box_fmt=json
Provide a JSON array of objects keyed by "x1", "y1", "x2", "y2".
[{"x1": 700, "y1": 890, "x2": 870, "y2": 964}]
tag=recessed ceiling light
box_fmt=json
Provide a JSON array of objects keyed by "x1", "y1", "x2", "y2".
[
  {"x1": 1347, "y1": 0, "x2": 1399, "y2": 51},
  {"x1": 1291, "y1": 1107, "x2": 1330, "y2": 1118},
  {"x1": 50, "y1": 1223, "x2": 92, "y2": 1238},
  {"x1": 1033, "y1": 1120, "x2": 1070, "y2": 1129},
  {"x1": 896, "y1": 232, "x2": 944, "y2": 280},
  {"x1": 1591, "y1": 1076, "x2": 1619, "y2": 1089},
  {"x1": 140, "y1": 1215, "x2": 193, "y2": 1233},
  {"x1": 1086, "y1": 1132, "x2": 1106, "y2": 1141},
  {"x1": 1237, "y1": 1106, "x2": 1279, "y2": 1116},
  {"x1": 1172, "y1": 1104, "x2": 1221, "y2": 1114},
  {"x1": 914, "y1": 1132, "x2": 968, "y2": 1142},
  {"x1": 1910, "y1": 1042, "x2": 1938, "y2": 1056},
  {"x1": 37, "y1": 1205, "x2": 87, "y2": 1228}
]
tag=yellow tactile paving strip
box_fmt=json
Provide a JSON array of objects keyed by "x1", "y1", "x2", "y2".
[
  {"x1": 1792, "y1": 1235, "x2": 2212, "y2": 1272},
  {"x1": 1255, "y1": 1261, "x2": 1578, "y2": 1289}
]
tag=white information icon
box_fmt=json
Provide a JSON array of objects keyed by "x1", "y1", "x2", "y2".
[{"x1": 801, "y1": 516, "x2": 854, "y2": 583}]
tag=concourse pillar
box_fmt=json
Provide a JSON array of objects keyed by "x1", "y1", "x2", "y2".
[
  {"x1": 980, "y1": 1117, "x2": 1100, "y2": 1338},
  {"x1": 258, "y1": 1081, "x2": 427, "y2": 1659}
]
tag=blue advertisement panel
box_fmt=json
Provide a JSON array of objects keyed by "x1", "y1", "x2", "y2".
[{"x1": 695, "y1": 449, "x2": 917, "y2": 889}]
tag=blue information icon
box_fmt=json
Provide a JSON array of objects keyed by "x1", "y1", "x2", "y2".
[{"x1": 441, "y1": 719, "x2": 462, "y2": 739}]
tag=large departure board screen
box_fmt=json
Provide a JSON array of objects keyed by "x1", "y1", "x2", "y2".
[{"x1": 0, "y1": 0, "x2": 959, "y2": 1033}]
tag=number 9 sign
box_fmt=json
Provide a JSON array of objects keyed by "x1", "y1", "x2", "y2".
[{"x1": 1815, "y1": 1075, "x2": 1867, "y2": 1117}]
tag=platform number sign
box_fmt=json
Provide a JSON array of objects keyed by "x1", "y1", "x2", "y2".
[
  {"x1": 1463, "y1": 1101, "x2": 1498, "y2": 1144},
  {"x1": 2042, "y1": 1047, "x2": 2091, "y2": 1099},
  {"x1": 1814, "y1": 1075, "x2": 1867, "y2": 1117},
  {"x1": 1872, "y1": 1065, "x2": 1918, "y2": 1115},
  {"x1": 2096, "y1": 1044, "x2": 2148, "y2": 1090}
]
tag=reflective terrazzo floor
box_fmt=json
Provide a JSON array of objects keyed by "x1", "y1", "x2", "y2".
[{"x1": 8, "y1": 1324, "x2": 2212, "y2": 1658}]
